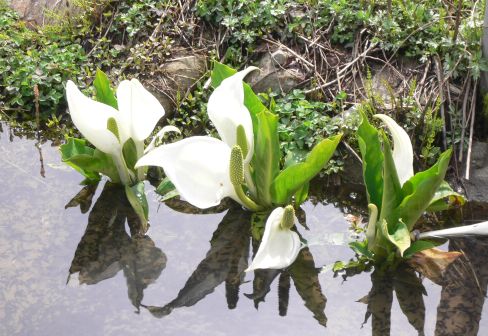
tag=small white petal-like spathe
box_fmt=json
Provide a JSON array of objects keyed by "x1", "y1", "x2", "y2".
[
  {"x1": 246, "y1": 207, "x2": 302, "y2": 272},
  {"x1": 135, "y1": 136, "x2": 240, "y2": 209},
  {"x1": 419, "y1": 221, "x2": 488, "y2": 239},
  {"x1": 117, "y1": 79, "x2": 165, "y2": 145},
  {"x1": 207, "y1": 67, "x2": 258, "y2": 162},
  {"x1": 374, "y1": 114, "x2": 414, "y2": 185},
  {"x1": 66, "y1": 80, "x2": 121, "y2": 156}
]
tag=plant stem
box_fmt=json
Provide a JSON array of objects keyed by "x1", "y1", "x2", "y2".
[{"x1": 234, "y1": 183, "x2": 263, "y2": 212}]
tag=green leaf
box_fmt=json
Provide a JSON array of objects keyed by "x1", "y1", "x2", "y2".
[
  {"x1": 357, "y1": 111, "x2": 384, "y2": 210},
  {"x1": 122, "y1": 138, "x2": 138, "y2": 170},
  {"x1": 379, "y1": 132, "x2": 403, "y2": 225},
  {"x1": 155, "y1": 177, "x2": 179, "y2": 201},
  {"x1": 125, "y1": 182, "x2": 149, "y2": 233},
  {"x1": 403, "y1": 240, "x2": 441, "y2": 259},
  {"x1": 426, "y1": 181, "x2": 466, "y2": 212},
  {"x1": 211, "y1": 61, "x2": 237, "y2": 88},
  {"x1": 253, "y1": 110, "x2": 280, "y2": 207},
  {"x1": 349, "y1": 240, "x2": 374, "y2": 259},
  {"x1": 294, "y1": 182, "x2": 309, "y2": 206},
  {"x1": 389, "y1": 149, "x2": 452, "y2": 231},
  {"x1": 60, "y1": 138, "x2": 102, "y2": 183},
  {"x1": 380, "y1": 219, "x2": 411, "y2": 257},
  {"x1": 107, "y1": 117, "x2": 120, "y2": 141},
  {"x1": 93, "y1": 69, "x2": 117, "y2": 109},
  {"x1": 271, "y1": 134, "x2": 342, "y2": 205}
]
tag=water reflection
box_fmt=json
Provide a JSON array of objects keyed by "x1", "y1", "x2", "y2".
[
  {"x1": 143, "y1": 205, "x2": 328, "y2": 327},
  {"x1": 246, "y1": 246, "x2": 328, "y2": 326},
  {"x1": 67, "y1": 182, "x2": 167, "y2": 311},
  {"x1": 362, "y1": 266, "x2": 426, "y2": 336},
  {"x1": 435, "y1": 237, "x2": 488, "y2": 335}
]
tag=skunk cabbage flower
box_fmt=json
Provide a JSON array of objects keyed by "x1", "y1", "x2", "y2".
[
  {"x1": 66, "y1": 79, "x2": 166, "y2": 184},
  {"x1": 136, "y1": 67, "x2": 258, "y2": 209},
  {"x1": 246, "y1": 206, "x2": 301, "y2": 271},
  {"x1": 374, "y1": 114, "x2": 414, "y2": 185}
]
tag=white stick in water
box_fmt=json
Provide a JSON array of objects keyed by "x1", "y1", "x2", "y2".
[{"x1": 419, "y1": 221, "x2": 488, "y2": 239}]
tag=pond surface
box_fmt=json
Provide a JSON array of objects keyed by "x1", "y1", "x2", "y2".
[{"x1": 1, "y1": 122, "x2": 488, "y2": 335}]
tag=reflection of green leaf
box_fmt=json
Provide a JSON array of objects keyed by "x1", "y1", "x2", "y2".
[
  {"x1": 60, "y1": 137, "x2": 119, "y2": 183},
  {"x1": 271, "y1": 134, "x2": 342, "y2": 205},
  {"x1": 155, "y1": 177, "x2": 179, "y2": 201},
  {"x1": 125, "y1": 182, "x2": 149, "y2": 233},
  {"x1": 253, "y1": 110, "x2": 280, "y2": 207},
  {"x1": 93, "y1": 69, "x2": 117, "y2": 109},
  {"x1": 426, "y1": 181, "x2": 466, "y2": 212},
  {"x1": 288, "y1": 247, "x2": 328, "y2": 327},
  {"x1": 390, "y1": 149, "x2": 452, "y2": 231},
  {"x1": 381, "y1": 219, "x2": 411, "y2": 257},
  {"x1": 403, "y1": 240, "x2": 441, "y2": 259},
  {"x1": 393, "y1": 268, "x2": 425, "y2": 335},
  {"x1": 145, "y1": 207, "x2": 251, "y2": 317},
  {"x1": 357, "y1": 111, "x2": 384, "y2": 210}
]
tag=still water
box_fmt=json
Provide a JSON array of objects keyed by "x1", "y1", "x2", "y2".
[{"x1": 1, "y1": 122, "x2": 488, "y2": 335}]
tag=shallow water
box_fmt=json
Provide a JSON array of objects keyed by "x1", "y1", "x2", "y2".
[{"x1": 1, "y1": 123, "x2": 488, "y2": 335}]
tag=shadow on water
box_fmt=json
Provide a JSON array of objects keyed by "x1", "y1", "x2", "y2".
[{"x1": 67, "y1": 182, "x2": 167, "y2": 311}]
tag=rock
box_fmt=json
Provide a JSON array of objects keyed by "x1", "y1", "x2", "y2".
[
  {"x1": 248, "y1": 49, "x2": 305, "y2": 94},
  {"x1": 7, "y1": 0, "x2": 75, "y2": 26},
  {"x1": 143, "y1": 54, "x2": 207, "y2": 118},
  {"x1": 370, "y1": 63, "x2": 404, "y2": 107},
  {"x1": 463, "y1": 141, "x2": 488, "y2": 202}
]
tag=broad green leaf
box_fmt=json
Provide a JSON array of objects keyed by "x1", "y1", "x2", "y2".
[
  {"x1": 125, "y1": 182, "x2": 149, "y2": 233},
  {"x1": 403, "y1": 240, "x2": 442, "y2": 259},
  {"x1": 253, "y1": 110, "x2": 280, "y2": 207},
  {"x1": 357, "y1": 111, "x2": 384, "y2": 209},
  {"x1": 122, "y1": 138, "x2": 138, "y2": 170},
  {"x1": 380, "y1": 219, "x2": 411, "y2": 256},
  {"x1": 426, "y1": 181, "x2": 466, "y2": 212},
  {"x1": 294, "y1": 182, "x2": 309, "y2": 206},
  {"x1": 380, "y1": 132, "x2": 403, "y2": 226},
  {"x1": 60, "y1": 138, "x2": 102, "y2": 182},
  {"x1": 156, "y1": 177, "x2": 179, "y2": 201},
  {"x1": 93, "y1": 69, "x2": 118, "y2": 109},
  {"x1": 271, "y1": 134, "x2": 342, "y2": 205},
  {"x1": 349, "y1": 240, "x2": 374, "y2": 259},
  {"x1": 390, "y1": 149, "x2": 452, "y2": 231},
  {"x1": 211, "y1": 61, "x2": 237, "y2": 88}
]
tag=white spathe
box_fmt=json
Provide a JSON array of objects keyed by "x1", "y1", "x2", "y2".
[
  {"x1": 246, "y1": 207, "x2": 301, "y2": 272},
  {"x1": 136, "y1": 136, "x2": 239, "y2": 209},
  {"x1": 66, "y1": 78, "x2": 165, "y2": 184},
  {"x1": 207, "y1": 67, "x2": 257, "y2": 163},
  {"x1": 374, "y1": 114, "x2": 414, "y2": 185},
  {"x1": 136, "y1": 67, "x2": 257, "y2": 209}
]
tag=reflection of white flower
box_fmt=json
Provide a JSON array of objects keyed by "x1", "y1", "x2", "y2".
[
  {"x1": 374, "y1": 114, "x2": 414, "y2": 185},
  {"x1": 136, "y1": 67, "x2": 257, "y2": 209},
  {"x1": 66, "y1": 79, "x2": 167, "y2": 184},
  {"x1": 246, "y1": 206, "x2": 301, "y2": 272}
]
